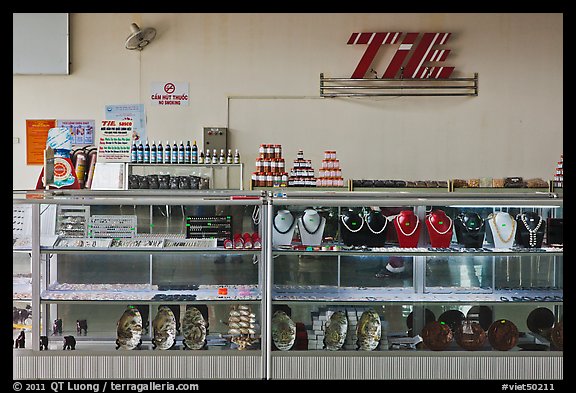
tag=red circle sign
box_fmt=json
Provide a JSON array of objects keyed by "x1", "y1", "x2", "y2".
[{"x1": 164, "y1": 83, "x2": 176, "y2": 94}]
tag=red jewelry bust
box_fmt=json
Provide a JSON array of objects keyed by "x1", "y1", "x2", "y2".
[
  {"x1": 394, "y1": 210, "x2": 421, "y2": 248},
  {"x1": 425, "y1": 209, "x2": 453, "y2": 248}
]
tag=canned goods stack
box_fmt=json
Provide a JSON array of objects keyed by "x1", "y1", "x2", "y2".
[
  {"x1": 288, "y1": 149, "x2": 317, "y2": 187},
  {"x1": 317, "y1": 150, "x2": 344, "y2": 187},
  {"x1": 554, "y1": 154, "x2": 563, "y2": 188},
  {"x1": 251, "y1": 144, "x2": 288, "y2": 188}
]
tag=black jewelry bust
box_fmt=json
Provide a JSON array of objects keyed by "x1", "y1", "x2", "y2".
[
  {"x1": 516, "y1": 212, "x2": 546, "y2": 248},
  {"x1": 454, "y1": 212, "x2": 486, "y2": 248},
  {"x1": 364, "y1": 208, "x2": 389, "y2": 247}
]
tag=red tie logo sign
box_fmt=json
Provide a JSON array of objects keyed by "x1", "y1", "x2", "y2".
[{"x1": 347, "y1": 32, "x2": 454, "y2": 79}]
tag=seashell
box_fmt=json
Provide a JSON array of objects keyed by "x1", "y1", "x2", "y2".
[
  {"x1": 240, "y1": 328, "x2": 250, "y2": 335},
  {"x1": 229, "y1": 316, "x2": 241, "y2": 323},
  {"x1": 271, "y1": 311, "x2": 296, "y2": 351},
  {"x1": 229, "y1": 311, "x2": 241, "y2": 317},
  {"x1": 116, "y1": 307, "x2": 143, "y2": 350},
  {"x1": 247, "y1": 328, "x2": 256, "y2": 335},
  {"x1": 356, "y1": 310, "x2": 381, "y2": 351},
  {"x1": 324, "y1": 311, "x2": 348, "y2": 351},
  {"x1": 229, "y1": 322, "x2": 240, "y2": 329},
  {"x1": 239, "y1": 321, "x2": 250, "y2": 328},
  {"x1": 239, "y1": 310, "x2": 250, "y2": 316},
  {"x1": 181, "y1": 307, "x2": 206, "y2": 350},
  {"x1": 238, "y1": 305, "x2": 250, "y2": 311},
  {"x1": 152, "y1": 306, "x2": 177, "y2": 350},
  {"x1": 240, "y1": 316, "x2": 250, "y2": 322},
  {"x1": 228, "y1": 328, "x2": 241, "y2": 335},
  {"x1": 249, "y1": 313, "x2": 256, "y2": 319}
]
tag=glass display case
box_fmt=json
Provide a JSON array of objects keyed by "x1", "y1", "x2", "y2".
[
  {"x1": 13, "y1": 189, "x2": 563, "y2": 380},
  {"x1": 12, "y1": 189, "x2": 266, "y2": 379},
  {"x1": 265, "y1": 191, "x2": 563, "y2": 380}
]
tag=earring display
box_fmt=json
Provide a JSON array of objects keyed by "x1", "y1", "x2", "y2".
[
  {"x1": 454, "y1": 212, "x2": 485, "y2": 248},
  {"x1": 393, "y1": 210, "x2": 421, "y2": 248},
  {"x1": 425, "y1": 209, "x2": 453, "y2": 248},
  {"x1": 297, "y1": 208, "x2": 326, "y2": 246},
  {"x1": 515, "y1": 212, "x2": 546, "y2": 248},
  {"x1": 486, "y1": 212, "x2": 516, "y2": 249}
]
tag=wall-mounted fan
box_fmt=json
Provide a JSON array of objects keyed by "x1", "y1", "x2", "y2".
[{"x1": 125, "y1": 23, "x2": 156, "y2": 50}]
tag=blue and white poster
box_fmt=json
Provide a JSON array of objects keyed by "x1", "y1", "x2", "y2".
[{"x1": 104, "y1": 104, "x2": 146, "y2": 143}]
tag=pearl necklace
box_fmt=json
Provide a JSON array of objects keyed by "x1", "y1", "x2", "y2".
[
  {"x1": 364, "y1": 211, "x2": 388, "y2": 234},
  {"x1": 520, "y1": 214, "x2": 543, "y2": 247},
  {"x1": 341, "y1": 212, "x2": 364, "y2": 233},
  {"x1": 427, "y1": 214, "x2": 453, "y2": 235},
  {"x1": 489, "y1": 213, "x2": 515, "y2": 244},
  {"x1": 396, "y1": 214, "x2": 419, "y2": 237}
]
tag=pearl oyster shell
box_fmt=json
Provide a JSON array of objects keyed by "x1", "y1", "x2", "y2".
[
  {"x1": 356, "y1": 310, "x2": 381, "y2": 351},
  {"x1": 271, "y1": 310, "x2": 296, "y2": 351},
  {"x1": 324, "y1": 311, "x2": 348, "y2": 351},
  {"x1": 152, "y1": 306, "x2": 177, "y2": 350},
  {"x1": 116, "y1": 307, "x2": 143, "y2": 350},
  {"x1": 181, "y1": 307, "x2": 206, "y2": 350}
]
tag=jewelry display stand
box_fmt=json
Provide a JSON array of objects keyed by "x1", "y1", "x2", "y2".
[
  {"x1": 394, "y1": 210, "x2": 421, "y2": 248},
  {"x1": 516, "y1": 212, "x2": 546, "y2": 248},
  {"x1": 454, "y1": 212, "x2": 486, "y2": 248},
  {"x1": 297, "y1": 209, "x2": 325, "y2": 246},
  {"x1": 486, "y1": 212, "x2": 516, "y2": 249},
  {"x1": 272, "y1": 210, "x2": 297, "y2": 246},
  {"x1": 425, "y1": 210, "x2": 453, "y2": 248}
]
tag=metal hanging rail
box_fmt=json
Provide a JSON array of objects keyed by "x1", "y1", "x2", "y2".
[{"x1": 320, "y1": 72, "x2": 478, "y2": 97}]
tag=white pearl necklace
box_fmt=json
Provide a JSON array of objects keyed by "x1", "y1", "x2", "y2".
[
  {"x1": 427, "y1": 214, "x2": 453, "y2": 235},
  {"x1": 364, "y1": 211, "x2": 388, "y2": 234},
  {"x1": 396, "y1": 214, "x2": 419, "y2": 237},
  {"x1": 520, "y1": 214, "x2": 543, "y2": 247}
]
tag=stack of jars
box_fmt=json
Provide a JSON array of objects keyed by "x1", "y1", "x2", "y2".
[
  {"x1": 252, "y1": 144, "x2": 288, "y2": 188},
  {"x1": 288, "y1": 149, "x2": 317, "y2": 187},
  {"x1": 554, "y1": 154, "x2": 563, "y2": 188},
  {"x1": 317, "y1": 150, "x2": 344, "y2": 187}
]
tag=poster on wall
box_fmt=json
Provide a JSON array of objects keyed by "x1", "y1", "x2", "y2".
[
  {"x1": 96, "y1": 120, "x2": 133, "y2": 163},
  {"x1": 56, "y1": 120, "x2": 95, "y2": 145},
  {"x1": 26, "y1": 119, "x2": 56, "y2": 165},
  {"x1": 105, "y1": 104, "x2": 146, "y2": 143},
  {"x1": 150, "y1": 82, "x2": 190, "y2": 106}
]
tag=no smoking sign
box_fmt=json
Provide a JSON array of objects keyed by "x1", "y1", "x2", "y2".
[{"x1": 150, "y1": 81, "x2": 189, "y2": 106}]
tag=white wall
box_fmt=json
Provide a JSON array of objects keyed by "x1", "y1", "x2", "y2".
[{"x1": 13, "y1": 13, "x2": 563, "y2": 189}]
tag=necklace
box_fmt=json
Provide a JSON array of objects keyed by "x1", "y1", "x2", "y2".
[
  {"x1": 396, "y1": 213, "x2": 419, "y2": 237},
  {"x1": 427, "y1": 214, "x2": 453, "y2": 235},
  {"x1": 300, "y1": 213, "x2": 322, "y2": 234},
  {"x1": 341, "y1": 212, "x2": 364, "y2": 233},
  {"x1": 489, "y1": 213, "x2": 515, "y2": 244},
  {"x1": 273, "y1": 212, "x2": 295, "y2": 234},
  {"x1": 364, "y1": 211, "x2": 388, "y2": 234},
  {"x1": 457, "y1": 215, "x2": 483, "y2": 232},
  {"x1": 520, "y1": 214, "x2": 543, "y2": 247}
]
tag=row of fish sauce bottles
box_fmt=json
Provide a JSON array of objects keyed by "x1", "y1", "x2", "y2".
[{"x1": 131, "y1": 140, "x2": 240, "y2": 164}]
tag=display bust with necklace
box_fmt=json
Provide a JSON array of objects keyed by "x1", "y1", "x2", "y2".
[
  {"x1": 393, "y1": 210, "x2": 421, "y2": 248},
  {"x1": 515, "y1": 212, "x2": 546, "y2": 248},
  {"x1": 486, "y1": 212, "x2": 517, "y2": 249},
  {"x1": 297, "y1": 208, "x2": 326, "y2": 246},
  {"x1": 425, "y1": 209, "x2": 453, "y2": 248},
  {"x1": 454, "y1": 212, "x2": 486, "y2": 248}
]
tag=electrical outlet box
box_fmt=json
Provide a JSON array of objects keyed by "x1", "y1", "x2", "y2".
[{"x1": 203, "y1": 127, "x2": 227, "y2": 153}]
